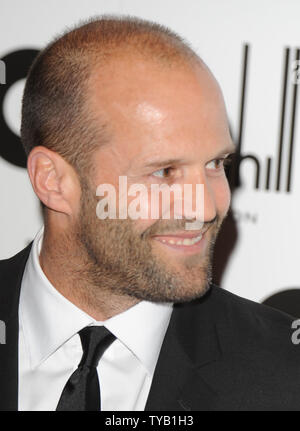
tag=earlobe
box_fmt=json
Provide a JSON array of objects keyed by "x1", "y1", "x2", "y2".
[{"x1": 27, "y1": 146, "x2": 75, "y2": 216}]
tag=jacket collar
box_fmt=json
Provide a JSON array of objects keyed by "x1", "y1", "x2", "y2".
[
  {"x1": 145, "y1": 293, "x2": 223, "y2": 411},
  {"x1": 0, "y1": 242, "x2": 33, "y2": 410}
]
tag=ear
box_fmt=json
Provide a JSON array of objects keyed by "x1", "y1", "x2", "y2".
[{"x1": 27, "y1": 146, "x2": 81, "y2": 216}]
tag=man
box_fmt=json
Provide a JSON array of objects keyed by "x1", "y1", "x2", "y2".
[{"x1": 0, "y1": 16, "x2": 299, "y2": 411}]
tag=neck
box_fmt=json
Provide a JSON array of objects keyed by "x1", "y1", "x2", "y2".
[{"x1": 39, "y1": 224, "x2": 140, "y2": 321}]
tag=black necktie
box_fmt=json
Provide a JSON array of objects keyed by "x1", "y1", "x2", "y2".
[{"x1": 56, "y1": 326, "x2": 116, "y2": 411}]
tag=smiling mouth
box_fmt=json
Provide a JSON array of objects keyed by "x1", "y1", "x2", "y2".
[
  {"x1": 150, "y1": 228, "x2": 209, "y2": 252},
  {"x1": 154, "y1": 233, "x2": 202, "y2": 246}
]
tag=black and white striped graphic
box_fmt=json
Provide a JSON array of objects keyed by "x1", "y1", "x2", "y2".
[{"x1": 230, "y1": 44, "x2": 300, "y2": 193}]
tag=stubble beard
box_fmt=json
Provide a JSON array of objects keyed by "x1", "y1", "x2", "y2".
[{"x1": 73, "y1": 179, "x2": 224, "y2": 304}]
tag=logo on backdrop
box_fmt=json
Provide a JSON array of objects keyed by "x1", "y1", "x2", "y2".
[
  {"x1": 229, "y1": 44, "x2": 300, "y2": 193},
  {"x1": 0, "y1": 60, "x2": 5, "y2": 84},
  {"x1": 0, "y1": 320, "x2": 5, "y2": 344},
  {"x1": 263, "y1": 289, "x2": 300, "y2": 319},
  {"x1": 0, "y1": 49, "x2": 39, "y2": 168}
]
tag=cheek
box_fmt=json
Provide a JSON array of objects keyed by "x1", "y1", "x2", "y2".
[
  {"x1": 213, "y1": 176, "x2": 231, "y2": 216},
  {"x1": 125, "y1": 188, "x2": 157, "y2": 234}
]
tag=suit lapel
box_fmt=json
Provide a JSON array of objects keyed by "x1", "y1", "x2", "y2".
[
  {"x1": 145, "y1": 289, "x2": 253, "y2": 411},
  {"x1": 145, "y1": 296, "x2": 222, "y2": 411},
  {"x1": 0, "y1": 243, "x2": 32, "y2": 411}
]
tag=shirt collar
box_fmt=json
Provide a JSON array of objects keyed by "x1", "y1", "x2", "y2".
[
  {"x1": 104, "y1": 300, "x2": 173, "y2": 376},
  {"x1": 20, "y1": 226, "x2": 173, "y2": 375}
]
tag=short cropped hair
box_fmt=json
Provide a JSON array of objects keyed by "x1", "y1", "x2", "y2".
[{"x1": 21, "y1": 15, "x2": 199, "y2": 178}]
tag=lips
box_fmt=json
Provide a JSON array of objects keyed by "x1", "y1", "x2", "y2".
[{"x1": 151, "y1": 228, "x2": 209, "y2": 248}]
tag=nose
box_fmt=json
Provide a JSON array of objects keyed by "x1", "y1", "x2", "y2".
[{"x1": 172, "y1": 169, "x2": 217, "y2": 225}]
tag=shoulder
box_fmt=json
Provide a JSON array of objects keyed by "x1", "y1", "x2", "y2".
[
  {"x1": 209, "y1": 283, "x2": 295, "y2": 328},
  {"x1": 213, "y1": 284, "x2": 295, "y2": 337},
  {"x1": 0, "y1": 242, "x2": 33, "y2": 273},
  {"x1": 177, "y1": 283, "x2": 295, "y2": 325},
  {"x1": 177, "y1": 284, "x2": 298, "y2": 359},
  {"x1": 210, "y1": 286, "x2": 300, "y2": 409},
  {"x1": 0, "y1": 243, "x2": 33, "y2": 306},
  {"x1": 176, "y1": 286, "x2": 300, "y2": 409}
]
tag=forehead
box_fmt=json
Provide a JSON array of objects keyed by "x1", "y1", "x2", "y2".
[{"x1": 88, "y1": 57, "x2": 232, "y2": 168}]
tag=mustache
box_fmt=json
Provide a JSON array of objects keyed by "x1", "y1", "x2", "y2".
[{"x1": 141, "y1": 215, "x2": 219, "y2": 238}]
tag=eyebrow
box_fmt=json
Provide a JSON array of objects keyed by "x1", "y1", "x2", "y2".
[
  {"x1": 144, "y1": 158, "x2": 185, "y2": 169},
  {"x1": 144, "y1": 142, "x2": 236, "y2": 169},
  {"x1": 216, "y1": 142, "x2": 236, "y2": 157}
]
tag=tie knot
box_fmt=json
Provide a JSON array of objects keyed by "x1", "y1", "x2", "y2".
[{"x1": 78, "y1": 326, "x2": 116, "y2": 368}]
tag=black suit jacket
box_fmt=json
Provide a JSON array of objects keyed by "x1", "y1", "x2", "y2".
[{"x1": 1, "y1": 242, "x2": 300, "y2": 411}]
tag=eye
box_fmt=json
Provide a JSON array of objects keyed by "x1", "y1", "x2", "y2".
[
  {"x1": 152, "y1": 167, "x2": 173, "y2": 178},
  {"x1": 206, "y1": 155, "x2": 233, "y2": 171},
  {"x1": 206, "y1": 158, "x2": 225, "y2": 170}
]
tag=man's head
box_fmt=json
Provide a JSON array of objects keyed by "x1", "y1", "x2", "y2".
[{"x1": 22, "y1": 16, "x2": 234, "y2": 305}]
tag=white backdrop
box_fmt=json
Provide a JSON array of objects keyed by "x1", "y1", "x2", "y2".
[{"x1": 1, "y1": 0, "x2": 300, "y2": 306}]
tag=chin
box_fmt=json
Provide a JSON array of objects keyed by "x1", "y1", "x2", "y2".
[{"x1": 131, "y1": 276, "x2": 212, "y2": 304}]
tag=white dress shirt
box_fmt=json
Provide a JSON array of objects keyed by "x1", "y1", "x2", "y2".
[{"x1": 18, "y1": 227, "x2": 173, "y2": 411}]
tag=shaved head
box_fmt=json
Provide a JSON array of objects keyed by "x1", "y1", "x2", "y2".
[{"x1": 21, "y1": 15, "x2": 202, "y2": 178}]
